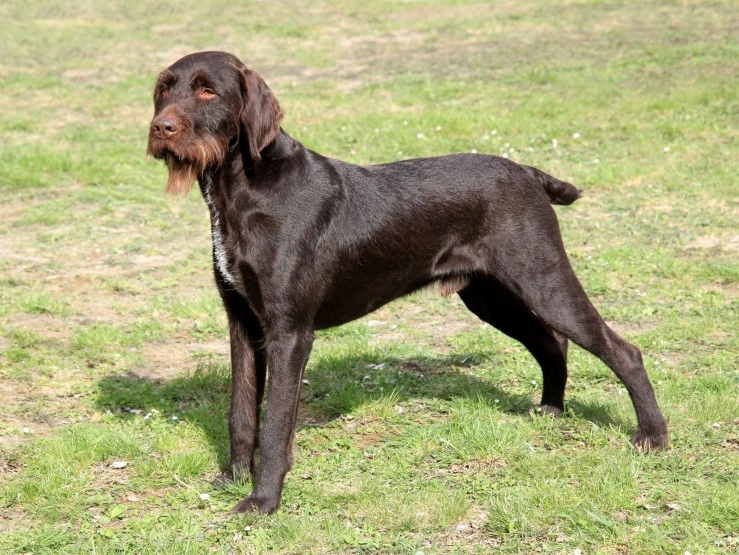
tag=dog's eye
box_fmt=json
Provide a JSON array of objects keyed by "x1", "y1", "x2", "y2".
[
  {"x1": 198, "y1": 88, "x2": 217, "y2": 100},
  {"x1": 157, "y1": 85, "x2": 169, "y2": 100}
]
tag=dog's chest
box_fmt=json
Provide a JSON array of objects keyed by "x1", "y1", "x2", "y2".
[{"x1": 203, "y1": 182, "x2": 238, "y2": 288}]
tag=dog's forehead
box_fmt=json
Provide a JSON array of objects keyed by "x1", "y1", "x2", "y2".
[{"x1": 167, "y1": 51, "x2": 245, "y2": 76}]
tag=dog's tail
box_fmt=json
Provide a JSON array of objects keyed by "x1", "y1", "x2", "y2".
[{"x1": 524, "y1": 165, "x2": 583, "y2": 205}]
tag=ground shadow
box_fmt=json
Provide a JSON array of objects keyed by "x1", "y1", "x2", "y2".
[{"x1": 95, "y1": 349, "x2": 631, "y2": 471}]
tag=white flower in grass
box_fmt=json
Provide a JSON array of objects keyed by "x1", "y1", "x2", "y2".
[
  {"x1": 552, "y1": 139, "x2": 559, "y2": 149},
  {"x1": 417, "y1": 133, "x2": 424, "y2": 139},
  {"x1": 572, "y1": 132, "x2": 581, "y2": 139},
  {"x1": 663, "y1": 146, "x2": 670, "y2": 152}
]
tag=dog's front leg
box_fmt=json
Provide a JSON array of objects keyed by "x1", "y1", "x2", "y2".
[
  {"x1": 214, "y1": 286, "x2": 266, "y2": 485},
  {"x1": 227, "y1": 312, "x2": 266, "y2": 480},
  {"x1": 234, "y1": 327, "x2": 314, "y2": 515}
]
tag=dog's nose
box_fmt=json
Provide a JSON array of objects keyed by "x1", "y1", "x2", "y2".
[{"x1": 150, "y1": 117, "x2": 179, "y2": 139}]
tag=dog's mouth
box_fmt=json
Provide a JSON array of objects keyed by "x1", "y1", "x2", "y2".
[{"x1": 146, "y1": 139, "x2": 197, "y2": 196}]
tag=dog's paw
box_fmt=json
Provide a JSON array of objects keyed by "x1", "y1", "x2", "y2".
[
  {"x1": 212, "y1": 472, "x2": 231, "y2": 487},
  {"x1": 213, "y1": 462, "x2": 252, "y2": 488},
  {"x1": 532, "y1": 404, "x2": 564, "y2": 418},
  {"x1": 631, "y1": 427, "x2": 668, "y2": 452},
  {"x1": 233, "y1": 495, "x2": 279, "y2": 515},
  {"x1": 212, "y1": 471, "x2": 235, "y2": 488}
]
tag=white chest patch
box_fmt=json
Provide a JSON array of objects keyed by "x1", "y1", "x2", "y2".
[{"x1": 203, "y1": 182, "x2": 236, "y2": 286}]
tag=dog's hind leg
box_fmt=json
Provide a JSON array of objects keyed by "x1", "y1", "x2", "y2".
[
  {"x1": 458, "y1": 276, "x2": 569, "y2": 416},
  {"x1": 488, "y1": 238, "x2": 668, "y2": 450}
]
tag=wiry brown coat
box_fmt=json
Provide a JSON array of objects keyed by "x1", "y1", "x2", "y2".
[{"x1": 148, "y1": 51, "x2": 667, "y2": 514}]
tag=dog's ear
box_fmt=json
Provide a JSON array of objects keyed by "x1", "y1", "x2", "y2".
[{"x1": 238, "y1": 68, "x2": 283, "y2": 161}]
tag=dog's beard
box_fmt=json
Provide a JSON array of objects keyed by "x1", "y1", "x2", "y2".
[
  {"x1": 163, "y1": 153, "x2": 198, "y2": 196},
  {"x1": 149, "y1": 134, "x2": 229, "y2": 196}
]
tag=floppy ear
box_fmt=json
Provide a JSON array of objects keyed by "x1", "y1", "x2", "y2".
[{"x1": 238, "y1": 68, "x2": 283, "y2": 160}]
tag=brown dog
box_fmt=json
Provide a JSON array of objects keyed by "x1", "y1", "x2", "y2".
[{"x1": 147, "y1": 51, "x2": 667, "y2": 514}]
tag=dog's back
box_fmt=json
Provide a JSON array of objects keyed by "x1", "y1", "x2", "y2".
[{"x1": 292, "y1": 151, "x2": 581, "y2": 328}]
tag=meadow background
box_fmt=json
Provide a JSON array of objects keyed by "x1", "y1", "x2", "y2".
[{"x1": 0, "y1": 1, "x2": 737, "y2": 553}]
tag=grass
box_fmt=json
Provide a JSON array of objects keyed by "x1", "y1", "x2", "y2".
[{"x1": 1, "y1": 0, "x2": 737, "y2": 553}]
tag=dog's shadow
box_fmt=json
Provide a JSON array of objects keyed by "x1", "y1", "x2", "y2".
[{"x1": 95, "y1": 349, "x2": 630, "y2": 470}]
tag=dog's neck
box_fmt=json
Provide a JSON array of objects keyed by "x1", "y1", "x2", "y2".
[
  {"x1": 256, "y1": 129, "x2": 298, "y2": 162},
  {"x1": 198, "y1": 129, "x2": 302, "y2": 215},
  {"x1": 195, "y1": 130, "x2": 301, "y2": 291},
  {"x1": 205, "y1": 129, "x2": 299, "y2": 189}
]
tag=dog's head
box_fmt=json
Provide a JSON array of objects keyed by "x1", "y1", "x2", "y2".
[{"x1": 147, "y1": 51, "x2": 283, "y2": 195}]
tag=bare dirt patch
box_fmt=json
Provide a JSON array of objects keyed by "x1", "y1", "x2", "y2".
[
  {"x1": 0, "y1": 189, "x2": 221, "y2": 447},
  {"x1": 0, "y1": 378, "x2": 88, "y2": 447},
  {"x1": 138, "y1": 340, "x2": 228, "y2": 383},
  {"x1": 686, "y1": 234, "x2": 739, "y2": 251}
]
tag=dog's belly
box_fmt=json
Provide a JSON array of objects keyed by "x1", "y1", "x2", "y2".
[
  {"x1": 311, "y1": 245, "x2": 477, "y2": 329},
  {"x1": 312, "y1": 281, "x2": 423, "y2": 329},
  {"x1": 310, "y1": 260, "x2": 427, "y2": 328}
]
